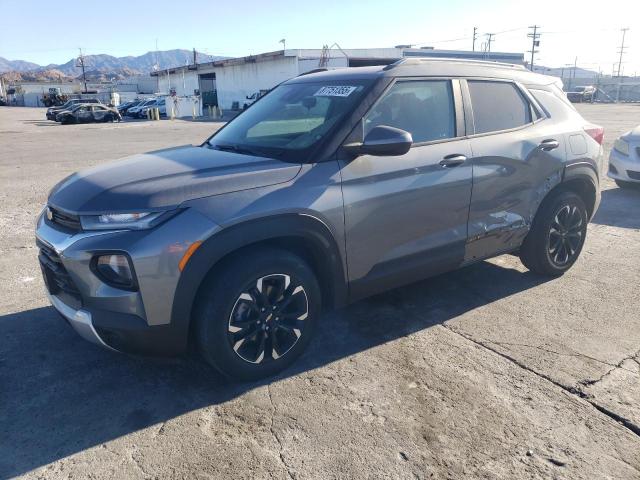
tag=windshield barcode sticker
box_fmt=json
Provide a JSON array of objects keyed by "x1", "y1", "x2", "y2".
[{"x1": 314, "y1": 86, "x2": 357, "y2": 97}]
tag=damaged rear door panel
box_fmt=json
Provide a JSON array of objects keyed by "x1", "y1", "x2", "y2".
[{"x1": 463, "y1": 79, "x2": 567, "y2": 263}]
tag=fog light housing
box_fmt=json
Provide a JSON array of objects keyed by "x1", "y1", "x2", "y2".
[{"x1": 92, "y1": 254, "x2": 137, "y2": 290}]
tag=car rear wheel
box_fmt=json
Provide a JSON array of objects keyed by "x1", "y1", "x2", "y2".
[
  {"x1": 519, "y1": 190, "x2": 588, "y2": 276},
  {"x1": 195, "y1": 247, "x2": 321, "y2": 381}
]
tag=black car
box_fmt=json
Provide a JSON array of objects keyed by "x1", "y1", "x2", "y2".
[
  {"x1": 56, "y1": 104, "x2": 122, "y2": 124},
  {"x1": 46, "y1": 98, "x2": 102, "y2": 120},
  {"x1": 566, "y1": 85, "x2": 596, "y2": 103}
]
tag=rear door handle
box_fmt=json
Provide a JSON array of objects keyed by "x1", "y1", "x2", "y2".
[
  {"x1": 539, "y1": 139, "x2": 560, "y2": 151},
  {"x1": 439, "y1": 154, "x2": 467, "y2": 168}
]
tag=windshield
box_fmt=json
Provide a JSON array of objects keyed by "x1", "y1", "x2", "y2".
[{"x1": 206, "y1": 80, "x2": 370, "y2": 161}]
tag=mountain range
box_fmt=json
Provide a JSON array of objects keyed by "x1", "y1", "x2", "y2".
[{"x1": 0, "y1": 49, "x2": 226, "y2": 82}]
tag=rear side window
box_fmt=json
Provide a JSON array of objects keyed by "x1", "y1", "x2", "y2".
[
  {"x1": 468, "y1": 81, "x2": 531, "y2": 134},
  {"x1": 364, "y1": 80, "x2": 455, "y2": 143}
]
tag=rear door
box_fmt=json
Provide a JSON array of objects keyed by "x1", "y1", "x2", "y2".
[
  {"x1": 340, "y1": 78, "x2": 473, "y2": 299},
  {"x1": 463, "y1": 79, "x2": 567, "y2": 262},
  {"x1": 91, "y1": 105, "x2": 107, "y2": 121}
]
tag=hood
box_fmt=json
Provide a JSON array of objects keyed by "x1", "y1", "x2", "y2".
[
  {"x1": 48, "y1": 145, "x2": 302, "y2": 214},
  {"x1": 622, "y1": 125, "x2": 640, "y2": 142}
]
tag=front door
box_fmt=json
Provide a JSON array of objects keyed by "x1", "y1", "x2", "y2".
[
  {"x1": 75, "y1": 106, "x2": 92, "y2": 123},
  {"x1": 340, "y1": 79, "x2": 473, "y2": 299}
]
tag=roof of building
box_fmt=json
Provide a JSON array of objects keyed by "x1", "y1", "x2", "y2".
[{"x1": 150, "y1": 48, "x2": 526, "y2": 76}]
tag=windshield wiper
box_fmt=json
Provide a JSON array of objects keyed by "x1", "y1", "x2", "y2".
[{"x1": 209, "y1": 142, "x2": 283, "y2": 159}]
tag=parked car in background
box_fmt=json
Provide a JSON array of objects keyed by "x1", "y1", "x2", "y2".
[
  {"x1": 56, "y1": 104, "x2": 121, "y2": 124},
  {"x1": 117, "y1": 100, "x2": 141, "y2": 116},
  {"x1": 126, "y1": 98, "x2": 157, "y2": 118},
  {"x1": 46, "y1": 98, "x2": 102, "y2": 120},
  {"x1": 36, "y1": 59, "x2": 604, "y2": 380},
  {"x1": 140, "y1": 97, "x2": 167, "y2": 118},
  {"x1": 608, "y1": 125, "x2": 640, "y2": 188},
  {"x1": 566, "y1": 85, "x2": 596, "y2": 103}
]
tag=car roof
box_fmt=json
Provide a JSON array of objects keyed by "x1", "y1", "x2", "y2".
[{"x1": 286, "y1": 58, "x2": 559, "y2": 87}]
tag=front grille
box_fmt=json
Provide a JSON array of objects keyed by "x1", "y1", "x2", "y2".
[
  {"x1": 37, "y1": 239, "x2": 82, "y2": 307},
  {"x1": 627, "y1": 170, "x2": 640, "y2": 181},
  {"x1": 48, "y1": 207, "x2": 82, "y2": 231}
]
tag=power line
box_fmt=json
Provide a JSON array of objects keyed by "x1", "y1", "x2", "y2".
[
  {"x1": 616, "y1": 27, "x2": 629, "y2": 77},
  {"x1": 527, "y1": 25, "x2": 541, "y2": 71}
]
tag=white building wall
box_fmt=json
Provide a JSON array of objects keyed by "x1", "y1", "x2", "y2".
[
  {"x1": 215, "y1": 56, "x2": 298, "y2": 110},
  {"x1": 157, "y1": 70, "x2": 200, "y2": 97}
]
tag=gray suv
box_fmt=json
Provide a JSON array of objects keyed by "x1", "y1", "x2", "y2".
[{"x1": 36, "y1": 59, "x2": 604, "y2": 380}]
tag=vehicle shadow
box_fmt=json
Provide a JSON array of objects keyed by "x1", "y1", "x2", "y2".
[
  {"x1": 591, "y1": 186, "x2": 640, "y2": 229},
  {"x1": 0, "y1": 260, "x2": 549, "y2": 478},
  {"x1": 22, "y1": 120, "x2": 60, "y2": 127}
]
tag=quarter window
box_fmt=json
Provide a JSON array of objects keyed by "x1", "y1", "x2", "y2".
[
  {"x1": 468, "y1": 81, "x2": 532, "y2": 134},
  {"x1": 364, "y1": 80, "x2": 456, "y2": 143}
]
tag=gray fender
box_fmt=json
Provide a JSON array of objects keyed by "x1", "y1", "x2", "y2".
[{"x1": 169, "y1": 213, "x2": 348, "y2": 349}]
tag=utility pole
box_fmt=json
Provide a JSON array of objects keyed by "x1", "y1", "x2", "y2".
[
  {"x1": 527, "y1": 25, "x2": 541, "y2": 71},
  {"x1": 76, "y1": 48, "x2": 88, "y2": 93},
  {"x1": 616, "y1": 27, "x2": 629, "y2": 77},
  {"x1": 485, "y1": 33, "x2": 496, "y2": 57},
  {"x1": 472, "y1": 27, "x2": 478, "y2": 52},
  {"x1": 193, "y1": 48, "x2": 197, "y2": 65}
]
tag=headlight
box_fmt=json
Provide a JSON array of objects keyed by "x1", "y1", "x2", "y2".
[
  {"x1": 80, "y1": 210, "x2": 179, "y2": 230},
  {"x1": 92, "y1": 253, "x2": 137, "y2": 290},
  {"x1": 614, "y1": 138, "x2": 629, "y2": 156}
]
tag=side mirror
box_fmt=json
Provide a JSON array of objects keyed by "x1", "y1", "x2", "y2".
[{"x1": 348, "y1": 125, "x2": 413, "y2": 157}]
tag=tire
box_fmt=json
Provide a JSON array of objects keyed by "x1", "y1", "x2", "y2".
[
  {"x1": 195, "y1": 247, "x2": 321, "y2": 381},
  {"x1": 519, "y1": 190, "x2": 588, "y2": 276}
]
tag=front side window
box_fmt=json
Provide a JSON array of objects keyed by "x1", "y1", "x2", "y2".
[
  {"x1": 468, "y1": 81, "x2": 532, "y2": 134},
  {"x1": 207, "y1": 81, "x2": 370, "y2": 161},
  {"x1": 364, "y1": 80, "x2": 455, "y2": 144}
]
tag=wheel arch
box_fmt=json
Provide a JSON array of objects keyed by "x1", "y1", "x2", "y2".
[
  {"x1": 559, "y1": 161, "x2": 600, "y2": 220},
  {"x1": 170, "y1": 213, "x2": 348, "y2": 350}
]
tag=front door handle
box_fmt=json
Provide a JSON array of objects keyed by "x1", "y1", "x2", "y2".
[
  {"x1": 439, "y1": 154, "x2": 467, "y2": 168},
  {"x1": 539, "y1": 139, "x2": 560, "y2": 151}
]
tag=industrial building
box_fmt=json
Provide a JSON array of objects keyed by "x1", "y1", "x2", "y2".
[
  {"x1": 152, "y1": 47, "x2": 524, "y2": 116},
  {"x1": 3, "y1": 75, "x2": 158, "y2": 107},
  {"x1": 4, "y1": 46, "x2": 525, "y2": 114}
]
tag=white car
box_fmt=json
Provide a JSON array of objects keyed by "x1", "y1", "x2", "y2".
[
  {"x1": 140, "y1": 97, "x2": 167, "y2": 117},
  {"x1": 608, "y1": 126, "x2": 640, "y2": 188},
  {"x1": 126, "y1": 98, "x2": 157, "y2": 118}
]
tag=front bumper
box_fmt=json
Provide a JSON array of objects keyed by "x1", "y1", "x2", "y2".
[
  {"x1": 36, "y1": 207, "x2": 219, "y2": 354},
  {"x1": 608, "y1": 146, "x2": 640, "y2": 183},
  {"x1": 49, "y1": 293, "x2": 116, "y2": 351}
]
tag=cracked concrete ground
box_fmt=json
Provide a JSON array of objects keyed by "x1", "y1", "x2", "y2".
[{"x1": 1, "y1": 104, "x2": 639, "y2": 479}]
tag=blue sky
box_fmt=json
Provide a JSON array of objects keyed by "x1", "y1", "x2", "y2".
[{"x1": 2, "y1": 0, "x2": 638, "y2": 74}]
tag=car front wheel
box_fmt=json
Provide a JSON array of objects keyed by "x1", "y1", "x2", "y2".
[
  {"x1": 195, "y1": 247, "x2": 321, "y2": 381},
  {"x1": 519, "y1": 190, "x2": 588, "y2": 276}
]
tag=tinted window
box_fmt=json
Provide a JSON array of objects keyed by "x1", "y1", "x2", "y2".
[
  {"x1": 364, "y1": 80, "x2": 455, "y2": 143},
  {"x1": 468, "y1": 81, "x2": 531, "y2": 134}
]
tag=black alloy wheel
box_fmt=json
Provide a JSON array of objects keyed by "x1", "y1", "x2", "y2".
[
  {"x1": 547, "y1": 204, "x2": 584, "y2": 267},
  {"x1": 228, "y1": 274, "x2": 309, "y2": 364}
]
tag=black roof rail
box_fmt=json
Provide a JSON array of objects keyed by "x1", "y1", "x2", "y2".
[
  {"x1": 297, "y1": 68, "x2": 328, "y2": 77},
  {"x1": 383, "y1": 57, "x2": 526, "y2": 71}
]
